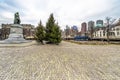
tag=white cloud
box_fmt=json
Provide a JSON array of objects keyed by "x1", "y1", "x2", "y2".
[{"x1": 0, "y1": 0, "x2": 119, "y2": 29}]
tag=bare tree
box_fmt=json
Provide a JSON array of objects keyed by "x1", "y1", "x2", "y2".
[{"x1": 106, "y1": 17, "x2": 116, "y2": 43}]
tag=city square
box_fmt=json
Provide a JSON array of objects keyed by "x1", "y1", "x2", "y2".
[
  {"x1": 0, "y1": 0, "x2": 120, "y2": 80},
  {"x1": 0, "y1": 41, "x2": 120, "y2": 80}
]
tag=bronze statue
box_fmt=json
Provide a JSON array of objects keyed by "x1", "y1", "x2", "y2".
[{"x1": 14, "y1": 12, "x2": 21, "y2": 24}]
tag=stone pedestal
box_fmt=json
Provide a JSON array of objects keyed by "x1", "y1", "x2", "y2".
[
  {"x1": 7, "y1": 24, "x2": 25, "y2": 41},
  {"x1": 0, "y1": 24, "x2": 29, "y2": 44}
]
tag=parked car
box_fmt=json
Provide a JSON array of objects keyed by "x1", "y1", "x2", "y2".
[{"x1": 74, "y1": 36, "x2": 90, "y2": 41}]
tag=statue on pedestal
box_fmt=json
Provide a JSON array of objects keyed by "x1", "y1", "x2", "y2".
[
  {"x1": 14, "y1": 12, "x2": 21, "y2": 24},
  {"x1": 0, "y1": 12, "x2": 29, "y2": 44},
  {"x1": 7, "y1": 12, "x2": 27, "y2": 42}
]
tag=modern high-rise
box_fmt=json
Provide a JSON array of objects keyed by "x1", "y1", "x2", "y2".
[
  {"x1": 71, "y1": 25, "x2": 78, "y2": 37},
  {"x1": 81, "y1": 22, "x2": 87, "y2": 36},
  {"x1": 65, "y1": 25, "x2": 71, "y2": 38},
  {"x1": 88, "y1": 21, "x2": 94, "y2": 31},
  {"x1": 96, "y1": 20, "x2": 103, "y2": 27},
  {"x1": 88, "y1": 21, "x2": 94, "y2": 38}
]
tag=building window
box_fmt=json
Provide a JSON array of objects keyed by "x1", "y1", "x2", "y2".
[
  {"x1": 103, "y1": 31, "x2": 105, "y2": 36},
  {"x1": 100, "y1": 32, "x2": 101, "y2": 37},
  {"x1": 116, "y1": 28, "x2": 119, "y2": 31},
  {"x1": 117, "y1": 32, "x2": 119, "y2": 35},
  {"x1": 113, "y1": 28, "x2": 115, "y2": 31}
]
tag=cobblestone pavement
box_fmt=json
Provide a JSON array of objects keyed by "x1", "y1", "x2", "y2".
[{"x1": 0, "y1": 41, "x2": 120, "y2": 80}]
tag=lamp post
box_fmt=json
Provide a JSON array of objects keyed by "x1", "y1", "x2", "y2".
[{"x1": 106, "y1": 17, "x2": 110, "y2": 43}]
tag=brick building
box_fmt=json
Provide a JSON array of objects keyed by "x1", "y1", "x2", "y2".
[{"x1": 0, "y1": 24, "x2": 35, "y2": 40}]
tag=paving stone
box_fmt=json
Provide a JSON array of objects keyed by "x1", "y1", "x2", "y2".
[{"x1": 0, "y1": 41, "x2": 120, "y2": 80}]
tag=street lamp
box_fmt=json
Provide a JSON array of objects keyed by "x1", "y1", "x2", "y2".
[{"x1": 106, "y1": 17, "x2": 110, "y2": 43}]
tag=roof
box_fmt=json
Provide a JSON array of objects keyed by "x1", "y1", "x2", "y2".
[
  {"x1": 112, "y1": 18, "x2": 120, "y2": 24},
  {"x1": 0, "y1": 25, "x2": 1, "y2": 29},
  {"x1": 94, "y1": 26, "x2": 106, "y2": 31}
]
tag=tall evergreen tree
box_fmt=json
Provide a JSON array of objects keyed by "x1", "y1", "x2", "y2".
[
  {"x1": 54, "y1": 23, "x2": 62, "y2": 44},
  {"x1": 35, "y1": 20, "x2": 45, "y2": 44},
  {"x1": 46, "y1": 13, "x2": 61, "y2": 44}
]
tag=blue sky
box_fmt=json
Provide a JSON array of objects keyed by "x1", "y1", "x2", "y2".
[{"x1": 0, "y1": 0, "x2": 120, "y2": 29}]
